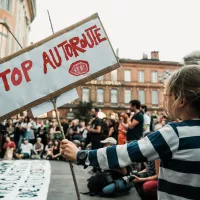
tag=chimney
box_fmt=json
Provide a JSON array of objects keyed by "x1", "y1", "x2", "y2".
[
  {"x1": 142, "y1": 53, "x2": 148, "y2": 60},
  {"x1": 151, "y1": 51, "x2": 159, "y2": 60}
]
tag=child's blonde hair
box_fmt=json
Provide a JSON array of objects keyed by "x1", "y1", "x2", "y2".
[{"x1": 167, "y1": 52, "x2": 200, "y2": 113}]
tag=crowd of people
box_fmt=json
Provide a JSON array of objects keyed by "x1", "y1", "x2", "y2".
[
  {"x1": 0, "y1": 100, "x2": 169, "y2": 200},
  {"x1": 0, "y1": 117, "x2": 68, "y2": 161}
]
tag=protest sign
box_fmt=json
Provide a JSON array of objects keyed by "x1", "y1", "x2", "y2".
[{"x1": 0, "y1": 13, "x2": 120, "y2": 120}]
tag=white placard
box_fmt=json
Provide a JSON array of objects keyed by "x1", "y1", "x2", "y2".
[
  {"x1": 31, "y1": 89, "x2": 79, "y2": 117},
  {"x1": 0, "y1": 14, "x2": 119, "y2": 119},
  {"x1": 0, "y1": 160, "x2": 51, "y2": 200}
]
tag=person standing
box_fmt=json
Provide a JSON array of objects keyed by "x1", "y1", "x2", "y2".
[
  {"x1": 122, "y1": 100, "x2": 144, "y2": 142},
  {"x1": 21, "y1": 116, "x2": 32, "y2": 141},
  {"x1": 107, "y1": 118, "x2": 117, "y2": 140},
  {"x1": 37, "y1": 121, "x2": 48, "y2": 153},
  {"x1": 86, "y1": 108, "x2": 102, "y2": 150},
  {"x1": 61, "y1": 119, "x2": 69, "y2": 136},
  {"x1": 6, "y1": 119, "x2": 15, "y2": 141},
  {"x1": 118, "y1": 113, "x2": 128, "y2": 145},
  {"x1": 49, "y1": 122, "x2": 61, "y2": 140},
  {"x1": 141, "y1": 105, "x2": 151, "y2": 136}
]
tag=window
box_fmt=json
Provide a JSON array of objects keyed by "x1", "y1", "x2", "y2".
[
  {"x1": 97, "y1": 75, "x2": 104, "y2": 81},
  {"x1": 97, "y1": 89, "x2": 104, "y2": 104},
  {"x1": 138, "y1": 90, "x2": 145, "y2": 104},
  {"x1": 111, "y1": 89, "x2": 118, "y2": 104},
  {"x1": 151, "y1": 71, "x2": 158, "y2": 83},
  {"x1": 0, "y1": 25, "x2": 8, "y2": 58},
  {"x1": 111, "y1": 70, "x2": 118, "y2": 81},
  {"x1": 82, "y1": 88, "x2": 89, "y2": 102},
  {"x1": 164, "y1": 70, "x2": 171, "y2": 80},
  {"x1": 124, "y1": 90, "x2": 131, "y2": 104},
  {"x1": 152, "y1": 90, "x2": 158, "y2": 105},
  {"x1": 124, "y1": 70, "x2": 131, "y2": 82},
  {"x1": 0, "y1": 0, "x2": 12, "y2": 11},
  {"x1": 138, "y1": 71, "x2": 144, "y2": 82}
]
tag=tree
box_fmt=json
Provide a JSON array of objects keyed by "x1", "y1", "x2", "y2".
[{"x1": 75, "y1": 101, "x2": 93, "y2": 123}]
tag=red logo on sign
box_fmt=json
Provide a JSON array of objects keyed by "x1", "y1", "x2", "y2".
[{"x1": 69, "y1": 60, "x2": 90, "y2": 76}]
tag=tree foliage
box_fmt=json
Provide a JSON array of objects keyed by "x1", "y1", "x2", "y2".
[{"x1": 75, "y1": 101, "x2": 93, "y2": 123}]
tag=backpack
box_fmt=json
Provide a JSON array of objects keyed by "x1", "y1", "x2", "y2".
[
  {"x1": 87, "y1": 172, "x2": 113, "y2": 195},
  {"x1": 86, "y1": 171, "x2": 131, "y2": 197}
]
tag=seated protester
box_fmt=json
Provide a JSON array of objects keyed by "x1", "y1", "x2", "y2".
[
  {"x1": 16, "y1": 138, "x2": 33, "y2": 159},
  {"x1": 3, "y1": 136, "x2": 16, "y2": 160},
  {"x1": 133, "y1": 160, "x2": 159, "y2": 200},
  {"x1": 33, "y1": 138, "x2": 44, "y2": 159},
  {"x1": 85, "y1": 137, "x2": 133, "y2": 197},
  {"x1": 45, "y1": 140, "x2": 53, "y2": 159},
  {"x1": 46, "y1": 140, "x2": 61, "y2": 160},
  {"x1": 101, "y1": 137, "x2": 131, "y2": 176}
]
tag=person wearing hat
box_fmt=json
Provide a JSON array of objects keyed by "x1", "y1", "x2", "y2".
[
  {"x1": 100, "y1": 137, "x2": 117, "y2": 147},
  {"x1": 16, "y1": 138, "x2": 33, "y2": 159}
]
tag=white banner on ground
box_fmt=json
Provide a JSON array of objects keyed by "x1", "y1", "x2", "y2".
[
  {"x1": 31, "y1": 88, "x2": 78, "y2": 117},
  {"x1": 0, "y1": 13, "x2": 120, "y2": 120},
  {"x1": 0, "y1": 160, "x2": 51, "y2": 200}
]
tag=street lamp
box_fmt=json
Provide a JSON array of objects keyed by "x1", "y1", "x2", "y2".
[{"x1": 0, "y1": 20, "x2": 23, "y2": 49}]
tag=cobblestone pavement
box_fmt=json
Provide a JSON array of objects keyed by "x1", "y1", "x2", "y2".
[{"x1": 47, "y1": 161, "x2": 141, "y2": 200}]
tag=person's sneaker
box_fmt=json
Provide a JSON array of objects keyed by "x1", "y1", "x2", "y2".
[{"x1": 15, "y1": 153, "x2": 19, "y2": 159}]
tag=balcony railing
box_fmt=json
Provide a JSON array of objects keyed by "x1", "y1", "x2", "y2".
[{"x1": 96, "y1": 102, "x2": 104, "y2": 106}]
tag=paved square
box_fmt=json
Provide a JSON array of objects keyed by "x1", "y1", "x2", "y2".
[{"x1": 48, "y1": 161, "x2": 141, "y2": 200}]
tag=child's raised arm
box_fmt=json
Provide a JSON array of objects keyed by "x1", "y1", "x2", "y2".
[{"x1": 87, "y1": 124, "x2": 179, "y2": 170}]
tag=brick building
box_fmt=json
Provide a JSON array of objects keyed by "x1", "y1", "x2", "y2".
[
  {"x1": 0, "y1": 0, "x2": 36, "y2": 57},
  {"x1": 47, "y1": 51, "x2": 182, "y2": 119}
]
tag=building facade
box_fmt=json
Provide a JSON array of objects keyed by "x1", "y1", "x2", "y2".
[
  {"x1": 0, "y1": 0, "x2": 36, "y2": 58},
  {"x1": 48, "y1": 51, "x2": 182, "y2": 119}
]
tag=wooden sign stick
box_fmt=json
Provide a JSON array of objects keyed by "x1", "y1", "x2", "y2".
[
  {"x1": 51, "y1": 98, "x2": 81, "y2": 200},
  {"x1": 47, "y1": 10, "x2": 81, "y2": 200}
]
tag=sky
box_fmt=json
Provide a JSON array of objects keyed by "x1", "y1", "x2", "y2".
[{"x1": 29, "y1": 0, "x2": 200, "y2": 62}]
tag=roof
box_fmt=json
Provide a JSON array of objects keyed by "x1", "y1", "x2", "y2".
[{"x1": 119, "y1": 58, "x2": 183, "y2": 66}]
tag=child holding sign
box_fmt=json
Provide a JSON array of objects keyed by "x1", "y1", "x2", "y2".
[{"x1": 61, "y1": 52, "x2": 200, "y2": 200}]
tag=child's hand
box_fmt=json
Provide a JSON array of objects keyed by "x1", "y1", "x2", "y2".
[{"x1": 133, "y1": 175, "x2": 144, "y2": 183}]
